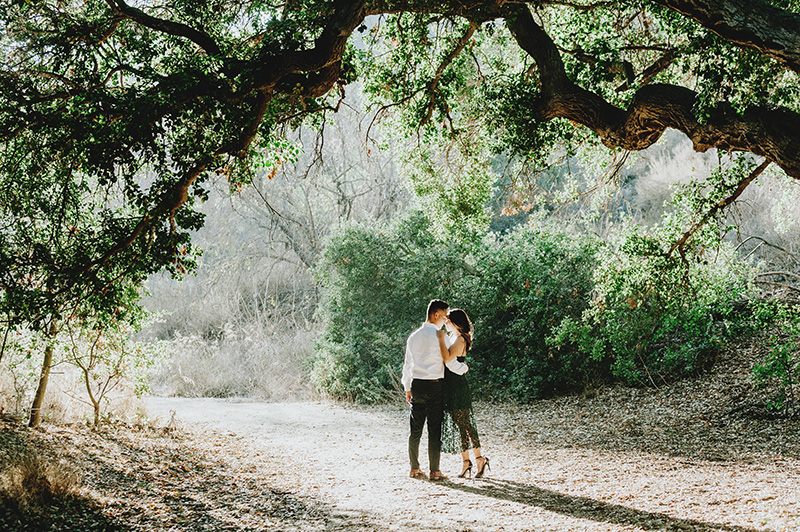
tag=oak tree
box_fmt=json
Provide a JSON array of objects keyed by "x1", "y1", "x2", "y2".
[{"x1": 1, "y1": 0, "x2": 799, "y2": 418}]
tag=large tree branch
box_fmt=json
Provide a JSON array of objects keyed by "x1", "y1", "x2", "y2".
[
  {"x1": 215, "y1": 0, "x2": 367, "y2": 157},
  {"x1": 505, "y1": 4, "x2": 800, "y2": 178},
  {"x1": 668, "y1": 158, "x2": 771, "y2": 260},
  {"x1": 60, "y1": 2, "x2": 368, "y2": 287},
  {"x1": 107, "y1": 0, "x2": 223, "y2": 57},
  {"x1": 422, "y1": 21, "x2": 479, "y2": 125},
  {"x1": 651, "y1": 0, "x2": 800, "y2": 73},
  {"x1": 245, "y1": 0, "x2": 367, "y2": 96}
]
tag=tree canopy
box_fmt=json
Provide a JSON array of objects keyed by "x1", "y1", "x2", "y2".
[{"x1": 1, "y1": 0, "x2": 799, "y2": 326}]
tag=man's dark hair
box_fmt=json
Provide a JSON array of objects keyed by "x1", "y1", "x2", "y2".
[{"x1": 427, "y1": 299, "x2": 449, "y2": 318}]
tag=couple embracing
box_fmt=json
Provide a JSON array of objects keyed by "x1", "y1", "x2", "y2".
[{"x1": 401, "y1": 299, "x2": 490, "y2": 480}]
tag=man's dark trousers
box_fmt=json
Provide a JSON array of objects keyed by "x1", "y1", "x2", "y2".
[{"x1": 408, "y1": 378, "x2": 444, "y2": 471}]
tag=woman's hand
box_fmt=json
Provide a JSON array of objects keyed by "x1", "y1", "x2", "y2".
[{"x1": 437, "y1": 329, "x2": 451, "y2": 362}]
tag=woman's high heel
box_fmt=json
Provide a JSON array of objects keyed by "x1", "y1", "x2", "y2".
[
  {"x1": 475, "y1": 456, "x2": 490, "y2": 478},
  {"x1": 458, "y1": 459, "x2": 472, "y2": 478}
]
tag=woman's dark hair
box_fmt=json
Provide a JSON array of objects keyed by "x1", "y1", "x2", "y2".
[{"x1": 447, "y1": 308, "x2": 473, "y2": 351}]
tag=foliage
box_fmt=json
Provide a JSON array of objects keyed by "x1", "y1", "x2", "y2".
[
  {"x1": 151, "y1": 327, "x2": 314, "y2": 400},
  {"x1": 751, "y1": 299, "x2": 800, "y2": 416},
  {"x1": 64, "y1": 309, "x2": 162, "y2": 426},
  {"x1": 560, "y1": 224, "x2": 748, "y2": 386},
  {"x1": 311, "y1": 212, "x2": 600, "y2": 402},
  {"x1": 1, "y1": 301, "x2": 161, "y2": 425},
  {"x1": 313, "y1": 186, "x2": 762, "y2": 402},
  {"x1": 459, "y1": 220, "x2": 600, "y2": 400},
  {"x1": 311, "y1": 212, "x2": 465, "y2": 402},
  {"x1": 2, "y1": 0, "x2": 800, "y2": 410},
  {"x1": 1, "y1": 1, "x2": 798, "y2": 333},
  {"x1": 547, "y1": 153, "x2": 760, "y2": 387}
]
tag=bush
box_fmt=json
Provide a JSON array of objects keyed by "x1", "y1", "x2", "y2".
[
  {"x1": 554, "y1": 221, "x2": 752, "y2": 386},
  {"x1": 751, "y1": 299, "x2": 800, "y2": 416},
  {"x1": 311, "y1": 212, "x2": 465, "y2": 402},
  {"x1": 457, "y1": 223, "x2": 600, "y2": 400},
  {"x1": 312, "y1": 210, "x2": 755, "y2": 402},
  {"x1": 311, "y1": 213, "x2": 600, "y2": 402}
]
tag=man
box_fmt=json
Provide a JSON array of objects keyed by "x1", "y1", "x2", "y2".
[{"x1": 401, "y1": 299, "x2": 468, "y2": 480}]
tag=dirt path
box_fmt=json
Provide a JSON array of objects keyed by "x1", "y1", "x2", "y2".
[{"x1": 143, "y1": 396, "x2": 799, "y2": 532}]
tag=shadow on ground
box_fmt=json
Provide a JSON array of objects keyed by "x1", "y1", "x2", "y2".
[
  {"x1": 1, "y1": 421, "x2": 379, "y2": 532},
  {"x1": 443, "y1": 477, "x2": 766, "y2": 532}
]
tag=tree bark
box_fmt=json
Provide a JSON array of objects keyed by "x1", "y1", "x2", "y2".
[
  {"x1": 0, "y1": 318, "x2": 10, "y2": 367},
  {"x1": 504, "y1": 4, "x2": 800, "y2": 178},
  {"x1": 29, "y1": 320, "x2": 59, "y2": 428},
  {"x1": 650, "y1": 0, "x2": 800, "y2": 73}
]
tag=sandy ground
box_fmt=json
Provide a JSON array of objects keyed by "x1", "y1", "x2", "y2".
[{"x1": 142, "y1": 394, "x2": 800, "y2": 532}]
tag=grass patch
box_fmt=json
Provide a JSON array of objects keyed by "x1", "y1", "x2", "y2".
[{"x1": 0, "y1": 419, "x2": 122, "y2": 531}]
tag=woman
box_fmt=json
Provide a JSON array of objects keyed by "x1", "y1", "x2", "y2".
[{"x1": 436, "y1": 308, "x2": 489, "y2": 478}]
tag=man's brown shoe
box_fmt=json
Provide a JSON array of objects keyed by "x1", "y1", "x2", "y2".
[
  {"x1": 409, "y1": 469, "x2": 427, "y2": 479},
  {"x1": 429, "y1": 470, "x2": 448, "y2": 481}
]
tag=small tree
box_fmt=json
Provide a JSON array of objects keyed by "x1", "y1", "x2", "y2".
[{"x1": 65, "y1": 311, "x2": 160, "y2": 427}]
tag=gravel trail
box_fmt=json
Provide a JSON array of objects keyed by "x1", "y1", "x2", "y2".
[{"x1": 143, "y1": 393, "x2": 799, "y2": 532}]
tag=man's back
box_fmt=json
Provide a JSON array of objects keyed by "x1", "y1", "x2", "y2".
[{"x1": 402, "y1": 322, "x2": 444, "y2": 390}]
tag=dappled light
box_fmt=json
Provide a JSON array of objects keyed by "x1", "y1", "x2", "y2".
[{"x1": 2, "y1": 0, "x2": 800, "y2": 530}]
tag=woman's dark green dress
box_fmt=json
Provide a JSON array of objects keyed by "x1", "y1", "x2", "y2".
[{"x1": 441, "y1": 355, "x2": 481, "y2": 454}]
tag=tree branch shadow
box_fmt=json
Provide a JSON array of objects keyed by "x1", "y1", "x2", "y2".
[
  {"x1": 443, "y1": 477, "x2": 770, "y2": 532},
  {"x1": 72, "y1": 429, "x2": 379, "y2": 531}
]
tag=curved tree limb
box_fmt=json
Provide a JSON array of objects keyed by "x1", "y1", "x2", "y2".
[
  {"x1": 504, "y1": 4, "x2": 800, "y2": 178},
  {"x1": 107, "y1": 0, "x2": 223, "y2": 57},
  {"x1": 650, "y1": 0, "x2": 800, "y2": 73},
  {"x1": 422, "y1": 21, "x2": 479, "y2": 126},
  {"x1": 24, "y1": 1, "x2": 370, "y2": 296},
  {"x1": 668, "y1": 158, "x2": 771, "y2": 259},
  {"x1": 757, "y1": 271, "x2": 800, "y2": 283},
  {"x1": 13, "y1": 0, "x2": 800, "y2": 303},
  {"x1": 736, "y1": 235, "x2": 800, "y2": 267},
  {"x1": 754, "y1": 280, "x2": 800, "y2": 294},
  {"x1": 245, "y1": 0, "x2": 367, "y2": 96}
]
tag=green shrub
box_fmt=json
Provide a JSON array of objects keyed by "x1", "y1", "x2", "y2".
[
  {"x1": 311, "y1": 212, "x2": 465, "y2": 402},
  {"x1": 456, "y1": 223, "x2": 600, "y2": 400},
  {"x1": 557, "y1": 221, "x2": 752, "y2": 386},
  {"x1": 311, "y1": 213, "x2": 600, "y2": 402},
  {"x1": 751, "y1": 299, "x2": 800, "y2": 416},
  {"x1": 312, "y1": 210, "x2": 754, "y2": 403}
]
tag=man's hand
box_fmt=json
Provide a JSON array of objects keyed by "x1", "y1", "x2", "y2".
[{"x1": 406, "y1": 391, "x2": 412, "y2": 403}]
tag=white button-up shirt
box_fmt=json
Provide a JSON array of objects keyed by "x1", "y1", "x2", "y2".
[{"x1": 401, "y1": 322, "x2": 468, "y2": 392}]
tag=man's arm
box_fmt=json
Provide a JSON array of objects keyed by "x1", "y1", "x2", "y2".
[
  {"x1": 445, "y1": 357, "x2": 468, "y2": 375},
  {"x1": 401, "y1": 337, "x2": 414, "y2": 402}
]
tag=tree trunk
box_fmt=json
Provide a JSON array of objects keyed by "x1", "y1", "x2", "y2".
[
  {"x1": 28, "y1": 320, "x2": 58, "y2": 428},
  {"x1": 83, "y1": 368, "x2": 101, "y2": 428},
  {"x1": 0, "y1": 319, "x2": 10, "y2": 366}
]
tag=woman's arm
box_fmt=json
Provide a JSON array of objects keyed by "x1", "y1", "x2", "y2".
[
  {"x1": 444, "y1": 336, "x2": 469, "y2": 375},
  {"x1": 436, "y1": 330, "x2": 452, "y2": 362},
  {"x1": 439, "y1": 334, "x2": 464, "y2": 363}
]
